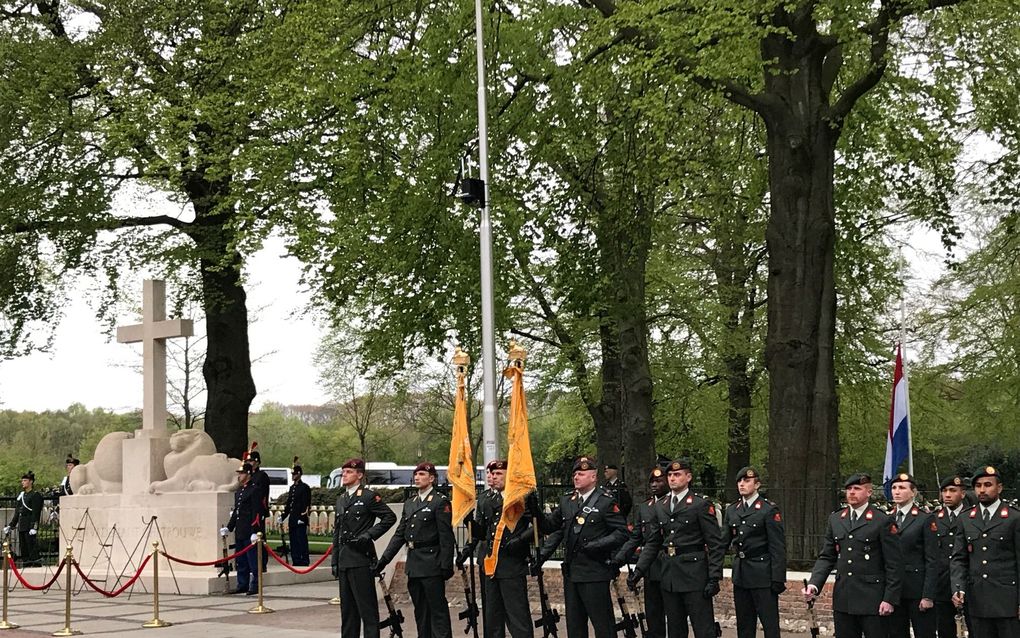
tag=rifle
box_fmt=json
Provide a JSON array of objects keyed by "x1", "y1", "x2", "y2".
[
  {"x1": 458, "y1": 562, "x2": 480, "y2": 637},
  {"x1": 532, "y1": 523, "x2": 559, "y2": 638},
  {"x1": 612, "y1": 579, "x2": 638, "y2": 638},
  {"x1": 377, "y1": 573, "x2": 405, "y2": 638},
  {"x1": 275, "y1": 529, "x2": 291, "y2": 565},
  {"x1": 625, "y1": 564, "x2": 648, "y2": 638},
  {"x1": 955, "y1": 599, "x2": 969, "y2": 638},
  {"x1": 217, "y1": 529, "x2": 232, "y2": 588},
  {"x1": 803, "y1": 579, "x2": 819, "y2": 638}
]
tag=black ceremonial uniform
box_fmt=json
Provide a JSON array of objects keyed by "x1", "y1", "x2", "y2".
[
  {"x1": 807, "y1": 505, "x2": 903, "y2": 638},
  {"x1": 226, "y1": 480, "x2": 264, "y2": 593},
  {"x1": 604, "y1": 478, "x2": 633, "y2": 521},
  {"x1": 474, "y1": 490, "x2": 536, "y2": 638},
  {"x1": 282, "y1": 480, "x2": 312, "y2": 565},
  {"x1": 931, "y1": 505, "x2": 966, "y2": 638},
  {"x1": 378, "y1": 488, "x2": 456, "y2": 638},
  {"x1": 950, "y1": 500, "x2": 1020, "y2": 638},
  {"x1": 637, "y1": 490, "x2": 725, "y2": 638},
  {"x1": 724, "y1": 495, "x2": 786, "y2": 638},
  {"x1": 540, "y1": 488, "x2": 629, "y2": 638},
  {"x1": 10, "y1": 489, "x2": 44, "y2": 566},
  {"x1": 889, "y1": 505, "x2": 937, "y2": 638},
  {"x1": 615, "y1": 495, "x2": 670, "y2": 638},
  {"x1": 332, "y1": 485, "x2": 398, "y2": 638}
]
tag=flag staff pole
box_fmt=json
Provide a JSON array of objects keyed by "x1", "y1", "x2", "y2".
[
  {"x1": 900, "y1": 295, "x2": 914, "y2": 475},
  {"x1": 473, "y1": 0, "x2": 498, "y2": 465}
]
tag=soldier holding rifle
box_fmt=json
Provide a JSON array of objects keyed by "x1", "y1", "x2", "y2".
[{"x1": 332, "y1": 457, "x2": 397, "y2": 638}]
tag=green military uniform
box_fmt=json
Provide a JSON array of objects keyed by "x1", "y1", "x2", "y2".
[
  {"x1": 638, "y1": 461, "x2": 725, "y2": 638},
  {"x1": 332, "y1": 458, "x2": 398, "y2": 638},
  {"x1": 378, "y1": 463, "x2": 456, "y2": 638},
  {"x1": 537, "y1": 457, "x2": 629, "y2": 638},
  {"x1": 723, "y1": 467, "x2": 786, "y2": 638},
  {"x1": 807, "y1": 473, "x2": 902, "y2": 638},
  {"x1": 887, "y1": 474, "x2": 937, "y2": 638},
  {"x1": 9, "y1": 471, "x2": 44, "y2": 567},
  {"x1": 931, "y1": 475, "x2": 968, "y2": 638},
  {"x1": 614, "y1": 468, "x2": 671, "y2": 638},
  {"x1": 949, "y1": 466, "x2": 1020, "y2": 638}
]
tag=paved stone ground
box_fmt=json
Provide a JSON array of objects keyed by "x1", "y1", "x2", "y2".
[{"x1": 0, "y1": 564, "x2": 785, "y2": 638}]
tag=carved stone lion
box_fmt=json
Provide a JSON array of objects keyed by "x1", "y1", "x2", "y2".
[
  {"x1": 148, "y1": 429, "x2": 240, "y2": 493},
  {"x1": 70, "y1": 431, "x2": 131, "y2": 495}
]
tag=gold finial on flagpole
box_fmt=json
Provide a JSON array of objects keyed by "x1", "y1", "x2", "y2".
[
  {"x1": 453, "y1": 346, "x2": 471, "y2": 377},
  {"x1": 508, "y1": 340, "x2": 526, "y2": 369}
]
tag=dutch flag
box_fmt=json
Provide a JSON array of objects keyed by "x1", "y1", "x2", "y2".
[{"x1": 883, "y1": 343, "x2": 912, "y2": 498}]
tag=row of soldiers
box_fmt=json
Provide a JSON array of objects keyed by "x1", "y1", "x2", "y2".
[{"x1": 328, "y1": 455, "x2": 1020, "y2": 638}]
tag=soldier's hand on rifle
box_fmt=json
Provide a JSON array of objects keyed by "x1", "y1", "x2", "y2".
[
  {"x1": 771, "y1": 581, "x2": 786, "y2": 595},
  {"x1": 456, "y1": 548, "x2": 471, "y2": 568},
  {"x1": 952, "y1": 591, "x2": 965, "y2": 608},
  {"x1": 530, "y1": 550, "x2": 548, "y2": 577},
  {"x1": 802, "y1": 583, "x2": 818, "y2": 603},
  {"x1": 626, "y1": 567, "x2": 643, "y2": 592},
  {"x1": 703, "y1": 580, "x2": 720, "y2": 599},
  {"x1": 219, "y1": 526, "x2": 229, "y2": 537},
  {"x1": 2, "y1": 526, "x2": 8, "y2": 536},
  {"x1": 28, "y1": 528, "x2": 36, "y2": 536},
  {"x1": 373, "y1": 558, "x2": 390, "y2": 578}
]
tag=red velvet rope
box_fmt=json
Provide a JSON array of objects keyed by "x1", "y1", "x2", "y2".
[
  {"x1": 72, "y1": 554, "x2": 152, "y2": 598},
  {"x1": 160, "y1": 541, "x2": 255, "y2": 566},
  {"x1": 265, "y1": 543, "x2": 333, "y2": 574},
  {"x1": 7, "y1": 556, "x2": 65, "y2": 591}
]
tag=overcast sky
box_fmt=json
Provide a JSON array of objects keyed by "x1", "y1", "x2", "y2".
[{"x1": 0, "y1": 236, "x2": 331, "y2": 412}]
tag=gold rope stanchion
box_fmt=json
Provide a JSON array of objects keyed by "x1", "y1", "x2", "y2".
[
  {"x1": 247, "y1": 533, "x2": 273, "y2": 614},
  {"x1": 142, "y1": 541, "x2": 171, "y2": 628},
  {"x1": 0, "y1": 541, "x2": 18, "y2": 630},
  {"x1": 52, "y1": 545, "x2": 81, "y2": 637}
]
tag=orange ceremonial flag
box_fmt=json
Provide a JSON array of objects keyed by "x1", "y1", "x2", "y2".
[
  {"x1": 447, "y1": 369, "x2": 476, "y2": 528},
  {"x1": 484, "y1": 361, "x2": 537, "y2": 576}
]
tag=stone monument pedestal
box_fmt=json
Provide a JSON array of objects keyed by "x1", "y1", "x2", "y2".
[{"x1": 61, "y1": 492, "x2": 236, "y2": 595}]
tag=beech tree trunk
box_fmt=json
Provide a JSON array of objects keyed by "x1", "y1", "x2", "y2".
[
  {"x1": 760, "y1": 32, "x2": 842, "y2": 565},
  {"x1": 184, "y1": 177, "x2": 257, "y2": 460}
]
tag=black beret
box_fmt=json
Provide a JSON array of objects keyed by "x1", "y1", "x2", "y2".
[
  {"x1": 487, "y1": 460, "x2": 508, "y2": 471},
  {"x1": 843, "y1": 472, "x2": 873, "y2": 488},
  {"x1": 972, "y1": 466, "x2": 1001, "y2": 482},
  {"x1": 890, "y1": 472, "x2": 915, "y2": 487},
  {"x1": 21, "y1": 471, "x2": 34, "y2": 481},
  {"x1": 648, "y1": 467, "x2": 665, "y2": 481},
  {"x1": 572, "y1": 457, "x2": 597, "y2": 473},
  {"x1": 604, "y1": 464, "x2": 619, "y2": 470},
  {"x1": 939, "y1": 475, "x2": 965, "y2": 490},
  {"x1": 735, "y1": 466, "x2": 760, "y2": 482},
  {"x1": 667, "y1": 459, "x2": 692, "y2": 473}
]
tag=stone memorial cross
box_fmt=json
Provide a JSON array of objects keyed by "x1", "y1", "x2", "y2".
[{"x1": 117, "y1": 279, "x2": 194, "y2": 437}]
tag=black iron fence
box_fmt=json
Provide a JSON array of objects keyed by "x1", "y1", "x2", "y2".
[{"x1": 0, "y1": 495, "x2": 62, "y2": 567}]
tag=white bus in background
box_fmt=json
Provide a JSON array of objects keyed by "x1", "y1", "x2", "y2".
[
  {"x1": 326, "y1": 461, "x2": 485, "y2": 489},
  {"x1": 262, "y1": 467, "x2": 323, "y2": 501}
]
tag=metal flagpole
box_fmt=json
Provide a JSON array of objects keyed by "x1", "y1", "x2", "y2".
[
  {"x1": 474, "y1": 0, "x2": 499, "y2": 464},
  {"x1": 900, "y1": 295, "x2": 914, "y2": 475}
]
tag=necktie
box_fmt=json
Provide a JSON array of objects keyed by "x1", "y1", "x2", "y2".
[
  {"x1": 851, "y1": 511, "x2": 858, "y2": 523},
  {"x1": 949, "y1": 512, "x2": 956, "y2": 525},
  {"x1": 983, "y1": 508, "x2": 991, "y2": 523},
  {"x1": 671, "y1": 496, "x2": 679, "y2": 512},
  {"x1": 897, "y1": 511, "x2": 905, "y2": 526}
]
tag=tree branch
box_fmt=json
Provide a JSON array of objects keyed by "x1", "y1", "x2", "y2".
[{"x1": 11, "y1": 214, "x2": 189, "y2": 235}]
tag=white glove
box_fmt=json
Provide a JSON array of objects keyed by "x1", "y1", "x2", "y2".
[
  {"x1": 219, "y1": 527, "x2": 229, "y2": 537},
  {"x1": 298, "y1": 520, "x2": 305, "y2": 525},
  {"x1": 28, "y1": 528, "x2": 36, "y2": 536},
  {"x1": 2, "y1": 526, "x2": 8, "y2": 535},
  {"x1": 250, "y1": 533, "x2": 259, "y2": 543}
]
